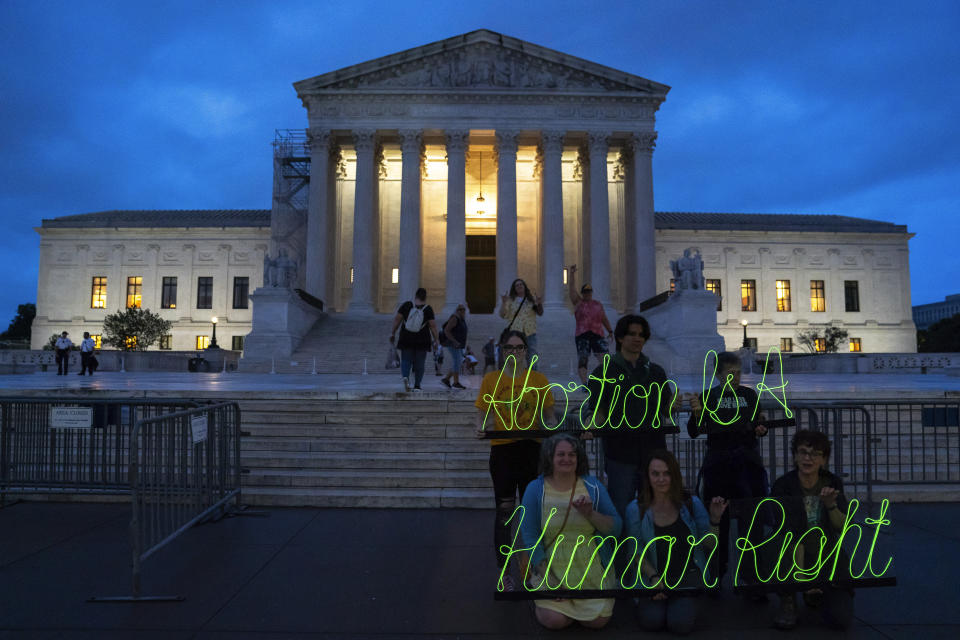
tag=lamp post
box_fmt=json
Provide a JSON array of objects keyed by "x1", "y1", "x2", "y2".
[
  {"x1": 209, "y1": 316, "x2": 220, "y2": 349},
  {"x1": 741, "y1": 319, "x2": 750, "y2": 350}
]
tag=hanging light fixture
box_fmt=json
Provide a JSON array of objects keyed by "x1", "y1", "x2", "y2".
[{"x1": 475, "y1": 151, "x2": 485, "y2": 215}]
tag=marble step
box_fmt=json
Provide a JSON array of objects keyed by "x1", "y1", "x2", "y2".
[
  {"x1": 241, "y1": 436, "x2": 488, "y2": 454},
  {"x1": 241, "y1": 450, "x2": 488, "y2": 470},
  {"x1": 241, "y1": 486, "x2": 489, "y2": 508},
  {"x1": 243, "y1": 468, "x2": 490, "y2": 489}
]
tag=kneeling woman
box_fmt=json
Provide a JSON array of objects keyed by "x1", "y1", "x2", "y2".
[
  {"x1": 626, "y1": 450, "x2": 727, "y2": 635},
  {"x1": 519, "y1": 434, "x2": 621, "y2": 630}
]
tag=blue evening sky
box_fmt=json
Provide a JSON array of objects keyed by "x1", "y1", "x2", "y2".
[{"x1": 1, "y1": 0, "x2": 958, "y2": 325}]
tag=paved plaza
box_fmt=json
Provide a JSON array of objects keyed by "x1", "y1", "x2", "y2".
[{"x1": 0, "y1": 500, "x2": 955, "y2": 639}]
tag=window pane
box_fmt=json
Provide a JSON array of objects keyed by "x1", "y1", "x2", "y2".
[
  {"x1": 746, "y1": 337, "x2": 758, "y2": 351},
  {"x1": 844, "y1": 280, "x2": 860, "y2": 312},
  {"x1": 232, "y1": 335, "x2": 244, "y2": 351},
  {"x1": 740, "y1": 280, "x2": 756, "y2": 312},
  {"x1": 814, "y1": 337, "x2": 825, "y2": 352},
  {"x1": 92, "y1": 334, "x2": 102, "y2": 349},
  {"x1": 90, "y1": 277, "x2": 107, "y2": 309},
  {"x1": 780, "y1": 337, "x2": 793, "y2": 352},
  {"x1": 705, "y1": 279, "x2": 722, "y2": 311},
  {"x1": 776, "y1": 280, "x2": 792, "y2": 312},
  {"x1": 810, "y1": 280, "x2": 826, "y2": 312},
  {"x1": 159, "y1": 334, "x2": 173, "y2": 350},
  {"x1": 196, "y1": 335, "x2": 210, "y2": 349},
  {"x1": 161, "y1": 277, "x2": 178, "y2": 309},
  {"x1": 849, "y1": 338, "x2": 862, "y2": 352},
  {"x1": 197, "y1": 277, "x2": 213, "y2": 309},
  {"x1": 126, "y1": 276, "x2": 142, "y2": 309},
  {"x1": 233, "y1": 277, "x2": 249, "y2": 309}
]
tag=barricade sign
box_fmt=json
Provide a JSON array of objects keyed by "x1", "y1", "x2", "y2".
[
  {"x1": 49, "y1": 406, "x2": 93, "y2": 429},
  {"x1": 190, "y1": 414, "x2": 208, "y2": 443}
]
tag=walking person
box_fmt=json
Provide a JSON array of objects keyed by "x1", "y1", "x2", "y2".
[
  {"x1": 441, "y1": 303, "x2": 468, "y2": 389},
  {"x1": 567, "y1": 265, "x2": 613, "y2": 384},
  {"x1": 54, "y1": 331, "x2": 72, "y2": 375},
  {"x1": 499, "y1": 278, "x2": 543, "y2": 369},
  {"x1": 78, "y1": 332, "x2": 96, "y2": 376},
  {"x1": 389, "y1": 288, "x2": 439, "y2": 392}
]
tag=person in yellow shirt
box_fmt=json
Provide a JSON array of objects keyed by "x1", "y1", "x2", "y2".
[{"x1": 475, "y1": 330, "x2": 557, "y2": 591}]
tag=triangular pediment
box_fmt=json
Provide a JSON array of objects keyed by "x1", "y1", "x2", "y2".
[{"x1": 294, "y1": 29, "x2": 670, "y2": 96}]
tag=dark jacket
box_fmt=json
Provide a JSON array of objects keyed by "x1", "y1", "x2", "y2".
[
  {"x1": 588, "y1": 352, "x2": 672, "y2": 465},
  {"x1": 770, "y1": 468, "x2": 848, "y2": 540},
  {"x1": 688, "y1": 384, "x2": 763, "y2": 468}
]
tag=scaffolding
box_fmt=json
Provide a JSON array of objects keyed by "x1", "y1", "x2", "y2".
[{"x1": 272, "y1": 129, "x2": 311, "y2": 213}]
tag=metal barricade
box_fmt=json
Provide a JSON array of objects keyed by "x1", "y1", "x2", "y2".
[
  {"x1": 0, "y1": 398, "x2": 197, "y2": 503},
  {"x1": 117, "y1": 402, "x2": 242, "y2": 601}
]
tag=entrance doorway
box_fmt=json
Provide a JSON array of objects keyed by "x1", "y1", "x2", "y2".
[{"x1": 465, "y1": 235, "x2": 496, "y2": 313}]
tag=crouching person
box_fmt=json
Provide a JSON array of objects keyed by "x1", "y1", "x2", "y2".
[
  {"x1": 626, "y1": 450, "x2": 727, "y2": 635},
  {"x1": 518, "y1": 434, "x2": 621, "y2": 630}
]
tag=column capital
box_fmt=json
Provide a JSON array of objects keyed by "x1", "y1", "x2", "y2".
[
  {"x1": 445, "y1": 130, "x2": 469, "y2": 155},
  {"x1": 352, "y1": 129, "x2": 377, "y2": 154},
  {"x1": 540, "y1": 130, "x2": 565, "y2": 156},
  {"x1": 629, "y1": 131, "x2": 658, "y2": 155},
  {"x1": 587, "y1": 131, "x2": 611, "y2": 153},
  {"x1": 494, "y1": 129, "x2": 520, "y2": 155},
  {"x1": 398, "y1": 129, "x2": 422, "y2": 154},
  {"x1": 306, "y1": 128, "x2": 333, "y2": 153}
]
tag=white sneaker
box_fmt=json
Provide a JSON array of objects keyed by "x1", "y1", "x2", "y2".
[{"x1": 402, "y1": 377, "x2": 410, "y2": 392}]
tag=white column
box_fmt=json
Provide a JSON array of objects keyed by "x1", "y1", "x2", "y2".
[
  {"x1": 630, "y1": 131, "x2": 658, "y2": 309},
  {"x1": 540, "y1": 130, "x2": 566, "y2": 310},
  {"x1": 588, "y1": 132, "x2": 612, "y2": 303},
  {"x1": 305, "y1": 128, "x2": 332, "y2": 301},
  {"x1": 495, "y1": 129, "x2": 519, "y2": 307},
  {"x1": 348, "y1": 129, "x2": 377, "y2": 314},
  {"x1": 398, "y1": 129, "x2": 422, "y2": 304},
  {"x1": 577, "y1": 144, "x2": 591, "y2": 285},
  {"x1": 443, "y1": 130, "x2": 468, "y2": 314}
]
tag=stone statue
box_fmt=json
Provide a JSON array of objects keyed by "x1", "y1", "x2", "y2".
[
  {"x1": 274, "y1": 249, "x2": 297, "y2": 289},
  {"x1": 263, "y1": 253, "x2": 276, "y2": 288},
  {"x1": 670, "y1": 248, "x2": 706, "y2": 292}
]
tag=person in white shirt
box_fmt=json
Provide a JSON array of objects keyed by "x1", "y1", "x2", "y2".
[
  {"x1": 79, "y1": 331, "x2": 96, "y2": 376},
  {"x1": 54, "y1": 331, "x2": 73, "y2": 375}
]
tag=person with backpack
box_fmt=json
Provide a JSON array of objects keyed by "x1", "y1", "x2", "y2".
[{"x1": 390, "y1": 288, "x2": 439, "y2": 392}]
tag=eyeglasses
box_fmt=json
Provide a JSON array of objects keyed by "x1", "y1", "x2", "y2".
[
  {"x1": 502, "y1": 344, "x2": 526, "y2": 352},
  {"x1": 796, "y1": 448, "x2": 824, "y2": 460}
]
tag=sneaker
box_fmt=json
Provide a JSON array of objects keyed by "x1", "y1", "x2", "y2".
[
  {"x1": 413, "y1": 386, "x2": 422, "y2": 393},
  {"x1": 452, "y1": 382, "x2": 466, "y2": 389},
  {"x1": 441, "y1": 378, "x2": 451, "y2": 388},
  {"x1": 802, "y1": 588, "x2": 823, "y2": 608},
  {"x1": 402, "y1": 377, "x2": 410, "y2": 392}
]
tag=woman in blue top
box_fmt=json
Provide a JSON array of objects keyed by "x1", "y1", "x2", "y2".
[
  {"x1": 626, "y1": 449, "x2": 728, "y2": 635},
  {"x1": 518, "y1": 434, "x2": 621, "y2": 630}
]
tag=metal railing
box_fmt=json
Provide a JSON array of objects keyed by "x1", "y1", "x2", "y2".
[{"x1": 0, "y1": 398, "x2": 198, "y2": 502}]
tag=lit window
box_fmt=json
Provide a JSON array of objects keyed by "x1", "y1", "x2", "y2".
[
  {"x1": 705, "y1": 279, "x2": 722, "y2": 311},
  {"x1": 196, "y1": 335, "x2": 210, "y2": 349},
  {"x1": 391, "y1": 268, "x2": 399, "y2": 284},
  {"x1": 92, "y1": 334, "x2": 102, "y2": 349},
  {"x1": 563, "y1": 268, "x2": 568, "y2": 285},
  {"x1": 124, "y1": 336, "x2": 138, "y2": 350},
  {"x1": 159, "y1": 334, "x2": 172, "y2": 350},
  {"x1": 232, "y1": 335, "x2": 244, "y2": 351},
  {"x1": 91, "y1": 277, "x2": 107, "y2": 309},
  {"x1": 780, "y1": 337, "x2": 793, "y2": 352},
  {"x1": 844, "y1": 281, "x2": 860, "y2": 312},
  {"x1": 810, "y1": 280, "x2": 826, "y2": 312},
  {"x1": 126, "y1": 276, "x2": 142, "y2": 309},
  {"x1": 741, "y1": 280, "x2": 756, "y2": 312},
  {"x1": 849, "y1": 338, "x2": 862, "y2": 352},
  {"x1": 350, "y1": 267, "x2": 355, "y2": 283},
  {"x1": 776, "y1": 280, "x2": 791, "y2": 312},
  {"x1": 233, "y1": 277, "x2": 249, "y2": 309},
  {"x1": 161, "y1": 277, "x2": 177, "y2": 309},
  {"x1": 197, "y1": 277, "x2": 213, "y2": 309},
  {"x1": 814, "y1": 337, "x2": 826, "y2": 352}
]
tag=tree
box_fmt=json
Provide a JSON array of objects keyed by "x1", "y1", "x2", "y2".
[
  {"x1": 797, "y1": 326, "x2": 849, "y2": 353},
  {"x1": 917, "y1": 314, "x2": 960, "y2": 352},
  {"x1": 102, "y1": 308, "x2": 172, "y2": 351},
  {"x1": 0, "y1": 303, "x2": 36, "y2": 340}
]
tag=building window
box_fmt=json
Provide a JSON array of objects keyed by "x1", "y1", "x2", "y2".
[
  {"x1": 232, "y1": 335, "x2": 244, "y2": 351},
  {"x1": 849, "y1": 338, "x2": 862, "y2": 352},
  {"x1": 349, "y1": 267, "x2": 354, "y2": 283},
  {"x1": 746, "y1": 337, "x2": 758, "y2": 351},
  {"x1": 814, "y1": 337, "x2": 826, "y2": 352},
  {"x1": 197, "y1": 277, "x2": 213, "y2": 309},
  {"x1": 124, "y1": 336, "x2": 138, "y2": 350},
  {"x1": 844, "y1": 280, "x2": 860, "y2": 312},
  {"x1": 92, "y1": 334, "x2": 102, "y2": 349},
  {"x1": 90, "y1": 277, "x2": 107, "y2": 309},
  {"x1": 159, "y1": 334, "x2": 173, "y2": 350},
  {"x1": 126, "y1": 276, "x2": 142, "y2": 309},
  {"x1": 705, "y1": 279, "x2": 722, "y2": 311},
  {"x1": 196, "y1": 335, "x2": 210, "y2": 350},
  {"x1": 563, "y1": 268, "x2": 568, "y2": 285},
  {"x1": 391, "y1": 268, "x2": 399, "y2": 284},
  {"x1": 780, "y1": 337, "x2": 793, "y2": 352},
  {"x1": 810, "y1": 280, "x2": 826, "y2": 312},
  {"x1": 161, "y1": 277, "x2": 177, "y2": 309},
  {"x1": 741, "y1": 280, "x2": 757, "y2": 312},
  {"x1": 775, "y1": 280, "x2": 792, "y2": 312},
  {"x1": 232, "y1": 277, "x2": 249, "y2": 309}
]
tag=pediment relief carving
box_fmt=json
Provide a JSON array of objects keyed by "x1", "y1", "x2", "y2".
[{"x1": 312, "y1": 43, "x2": 647, "y2": 93}]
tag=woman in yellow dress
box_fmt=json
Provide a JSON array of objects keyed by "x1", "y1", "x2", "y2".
[{"x1": 518, "y1": 433, "x2": 622, "y2": 630}]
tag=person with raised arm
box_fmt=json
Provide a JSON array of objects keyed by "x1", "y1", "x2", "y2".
[
  {"x1": 519, "y1": 434, "x2": 621, "y2": 630},
  {"x1": 499, "y1": 278, "x2": 544, "y2": 369},
  {"x1": 567, "y1": 264, "x2": 613, "y2": 384}
]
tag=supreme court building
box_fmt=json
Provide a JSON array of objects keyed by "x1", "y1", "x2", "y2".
[{"x1": 32, "y1": 31, "x2": 918, "y2": 354}]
